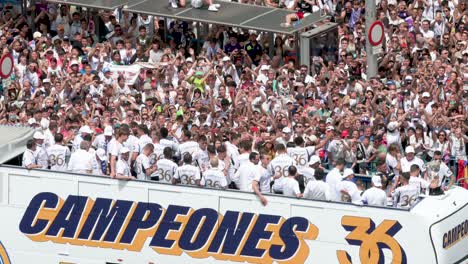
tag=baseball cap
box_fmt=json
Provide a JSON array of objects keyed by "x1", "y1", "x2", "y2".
[
  {"x1": 120, "y1": 147, "x2": 130, "y2": 154},
  {"x1": 422, "y1": 92, "x2": 430, "y2": 98},
  {"x1": 79, "y1": 125, "x2": 93, "y2": 134},
  {"x1": 282, "y1": 127, "x2": 291, "y2": 134},
  {"x1": 96, "y1": 148, "x2": 108, "y2": 162},
  {"x1": 326, "y1": 126, "x2": 335, "y2": 131},
  {"x1": 43, "y1": 79, "x2": 51, "y2": 84},
  {"x1": 33, "y1": 131, "x2": 45, "y2": 140},
  {"x1": 342, "y1": 168, "x2": 354, "y2": 179},
  {"x1": 405, "y1": 146, "x2": 415, "y2": 153},
  {"x1": 186, "y1": 57, "x2": 193, "y2": 63},
  {"x1": 104, "y1": 126, "x2": 113, "y2": 136},
  {"x1": 102, "y1": 67, "x2": 111, "y2": 73},
  {"x1": 222, "y1": 56, "x2": 231, "y2": 62},
  {"x1": 371, "y1": 175, "x2": 383, "y2": 187},
  {"x1": 260, "y1": 65, "x2": 270, "y2": 71},
  {"x1": 309, "y1": 155, "x2": 321, "y2": 165},
  {"x1": 33, "y1": 31, "x2": 42, "y2": 39}
]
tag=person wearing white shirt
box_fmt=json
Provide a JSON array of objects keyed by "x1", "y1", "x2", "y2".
[
  {"x1": 68, "y1": 141, "x2": 94, "y2": 174},
  {"x1": 233, "y1": 152, "x2": 261, "y2": 192},
  {"x1": 134, "y1": 143, "x2": 158, "y2": 181},
  {"x1": 109, "y1": 127, "x2": 130, "y2": 178},
  {"x1": 173, "y1": 153, "x2": 201, "y2": 186},
  {"x1": 137, "y1": 124, "x2": 153, "y2": 154},
  {"x1": 33, "y1": 131, "x2": 49, "y2": 169},
  {"x1": 303, "y1": 168, "x2": 331, "y2": 201},
  {"x1": 72, "y1": 125, "x2": 94, "y2": 153},
  {"x1": 252, "y1": 153, "x2": 272, "y2": 206},
  {"x1": 93, "y1": 148, "x2": 108, "y2": 176},
  {"x1": 47, "y1": 133, "x2": 71, "y2": 172},
  {"x1": 115, "y1": 147, "x2": 135, "y2": 180},
  {"x1": 298, "y1": 155, "x2": 322, "y2": 186},
  {"x1": 178, "y1": 130, "x2": 200, "y2": 161},
  {"x1": 282, "y1": 166, "x2": 303, "y2": 198},
  {"x1": 22, "y1": 139, "x2": 42, "y2": 169},
  {"x1": 201, "y1": 157, "x2": 228, "y2": 189},
  {"x1": 92, "y1": 126, "x2": 114, "y2": 155},
  {"x1": 155, "y1": 147, "x2": 178, "y2": 183},
  {"x1": 408, "y1": 164, "x2": 431, "y2": 195},
  {"x1": 400, "y1": 146, "x2": 426, "y2": 177},
  {"x1": 336, "y1": 168, "x2": 361, "y2": 204},
  {"x1": 361, "y1": 175, "x2": 387, "y2": 206},
  {"x1": 393, "y1": 173, "x2": 420, "y2": 208},
  {"x1": 326, "y1": 159, "x2": 346, "y2": 201},
  {"x1": 268, "y1": 143, "x2": 296, "y2": 193},
  {"x1": 159, "y1": 127, "x2": 179, "y2": 158},
  {"x1": 426, "y1": 151, "x2": 455, "y2": 192}
]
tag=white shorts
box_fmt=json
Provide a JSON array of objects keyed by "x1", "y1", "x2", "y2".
[{"x1": 191, "y1": 0, "x2": 204, "y2": 8}]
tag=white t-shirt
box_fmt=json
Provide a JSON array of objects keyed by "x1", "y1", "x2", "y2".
[
  {"x1": 138, "y1": 134, "x2": 153, "y2": 153},
  {"x1": 283, "y1": 177, "x2": 301, "y2": 197},
  {"x1": 303, "y1": 180, "x2": 331, "y2": 201},
  {"x1": 22, "y1": 149, "x2": 36, "y2": 168},
  {"x1": 134, "y1": 153, "x2": 151, "y2": 180},
  {"x1": 326, "y1": 168, "x2": 342, "y2": 201},
  {"x1": 202, "y1": 168, "x2": 227, "y2": 189},
  {"x1": 174, "y1": 164, "x2": 201, "y2": 186},
  {"x1": 193, "y1": 148, "x2": 209, "y2": 171},
  {"x1": 361, "y1": 187, "x2": 387, "y2": 206},
  {"x1": 68, "y1": 149, "x2": 94, "y2": 174},
  {"x1": 409, "y1": 176, "x2": 430, "y2": 194},
  {"x1": 34, "y1": 145, "x2": 49, "y2": 169},
  {"x1": 179, "y1": 141, "x2": 200, "y2": 158},
  {"x1": 92, "y1": 134, "x2": 113, "y2": 154},
  {"x1": 336, "y1": 180, "x2": 362, "y2": 204},
  {"x1": 386, "y1": 153, "x2": 400, "y2": 177},
  {"x1": 287, "y1": 146, "x2": 315, "y2": 168},
  {"x1": 116, "y1": 159, "x2": 131, "y2": 177},
  {"x1": 392, "y1": 184, "x2": 419, "y2": 208},
  {"x1": 298, "y1": 167, "x2": 316, "y2": 186},
  {"x1": 400, "y1": 157, "x2": 426, "y2": 173},
  {"x1": 125, "y1": 135, "x2": 140, "y2": 154},
  {"x1": 155, "y1": 158, "x2": 178, "y2": 183},
  {"x1": 254, "y1": 164, "x2": 271, "y2": 193},
  {"x1": 233, "y1": 161, "x2": 260, "y2": 192},
  {"x1": 268, "y1": 153, "x2": 296, "y2": 192},
  {"x1": 47, "y1": 144, "x2": 70, "y2": 171}
]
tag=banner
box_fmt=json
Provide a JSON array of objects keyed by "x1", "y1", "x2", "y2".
[{"x1": 108, "y1": 64, "x2": 141, "y2": 85}]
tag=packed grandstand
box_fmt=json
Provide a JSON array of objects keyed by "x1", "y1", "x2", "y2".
[{"x1": 0, "y1": 0, "x2": 466, "y2": 208}]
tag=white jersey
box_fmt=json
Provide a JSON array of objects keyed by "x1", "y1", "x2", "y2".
[
  {"x1": 174, "y1": 164, "x2": 201, "y2": 186},
  {"x1": 392, "y1": 184, "x2": 420, "y2": 208},
  {"x1": 287, "y1": 146, "x2": 315, "y2": 168},
  {"x1": 268, "y1": 153, "x2": 296, "y2": 192},
  {"x1": 160, "y1": 138, "x2": 179, "y2": 155},
  {"x1": 109, "y1": 140, "x2": 123, "y2": 161},
  {"x1": 72, "y1": 135, "x2": 84, "y2": 153},
  {"x1": 298, "y1": 167, "x2": 316, "y2": 186},
  {"x1": 124, "y1": 135, "x2": 140, "y2": 154},
  {"x1": 409, "y1": 176, "x2": 430, "y2": 194},
  {"x1": 116, "y1": 159, "x2": 131, "y2": 177},
  {"x1": 235, "y1": 153, "x2": 250, "y2": 170},
  {"x1": 67, "y1": 149, "x2": 94, "y2": 174},
  {"x1": 92, "y1": 135, "x2": 113, "y2": 154},
  {"x1": 201, "y1": 168, "x2": 227, "y2": 189},
  {"x1": 303, "y1": 180, "x2": 331, "y2": 201},
  {"x1": 400, "y1": 157, "x2": 426, "y2": 174},
  {"x1": 155, "y1": 158, "x2": 178, "y2": 183},
  {"x1": 361, "y1": 187, "x2": 387, "y2": 206},
  {"x1": 149, "y1": 143, "x2": 165, "y2": 164},
  {"x1": 193, "y1": 148, "x2": 209, "y2": 171},
  {"x1": 34, "y1": 145, "x2": 49, "y2": 169},
  {"x1": 178, "y1": 141, "x2": 200, "y2": 158},
  {"x1": 336, "y1": 180, "x2": 362, "y2": 204},
  {"x1": 233, "y1": 161, "x2": 260, "y2": 192},
  {"x1": 47, "y1": 144, "x2": 70, "y2": 171},
  {"x1": 254, "y1": 165, "x2": 271, "y2": 193},
  {"x1": 283, "y1": 177, "x2": 301, "y2": 197},
  {"x1": 134, "y1": 153, "x2": 152, "y2": 180},
  {"x1": 138, "y1": 134, "x2": 153, "y2": 153}
]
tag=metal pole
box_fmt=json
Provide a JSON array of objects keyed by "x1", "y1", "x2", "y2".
[
  {"x1": 365, "y1": 0, "x2": 377, "y2": 78},
  {"x1": 299, "y1": 32, "x2": 309, "y2": 68},
  {"x1": 268, "y1": 32, "x2": 274, "y2": 58}
]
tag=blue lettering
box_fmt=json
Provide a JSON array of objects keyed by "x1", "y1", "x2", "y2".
[
  {"x1": 150, "y1": 205, "x2": 190, "y2": 248},
  {"x1": 240, "y1": 214, "x2": 281, "y2": 258},
  {"x1": 77, "y1": 198, "x2": 133, "y2": 242},
  {"x1": 46, "y1": 195, "x2": 88, "y2": 238},
  {"x1": 179, "y1": 208, "x2": 218, "y2": 251},
  {"x1": 19, "y1": 192, "x2": 58, "y2": 235},
  {"x1": 120, "y1": 202, "x2": 163, "y2": 244},
  {"x1": 269, "y1": 217, "x2": 308, "y2": 260},
  {"x1": 207, "y1": 211, "x2": 254, "y2": 255}
]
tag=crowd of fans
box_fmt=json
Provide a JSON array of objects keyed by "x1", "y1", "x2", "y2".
[{"x1": 0, "y1": 0, "x2": 466, "y2": 207}]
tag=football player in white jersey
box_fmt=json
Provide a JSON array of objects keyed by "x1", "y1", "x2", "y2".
[
  {"x1": 92, "y1": 126, "x2": 114, "y2": 155},
  {"x1": 159, "y1": 127, "x2": 179, "y2": 157},
  {"x1": 173, "y1": 153, "x2": 201, "y2": 186},
  {"x1": 115, "y1": 147, "x2": 135, "y2": 180},
  {"x1": 193, "y1": 135, "x2": 209, "y2": 171},
  {"x1": 268, "y1": 143, "x2": 296, "y2": 194},
  {"x1": 136, "y1": 124, "x2": 153, "y2": 153},
  {"x1": 155, "y1": 147, "x2": 178, "y2": 183},
  {"x1": 134, "y1": 143, "x2": 158, "y2": 181},
  {"x1": 234, "y1": 139, "x2": 252, "y2": 171},
  {"x1": 178, "y1": 130, "x2": 200, "y2": 162},
  {"x1": 23, "y1": 139, "x2": 42, "y2": 169},
  {"x1": 149, "y1": 131, "x2": 166, "y2": 179},
  {"x1": 47, "y1": 133, "x2": 71, "y2": 171},
  {"x1": 392, "y1": 172, "x2": 420, "y2": 208},
  {"x1": 201, "y1": 157, "x2": 228, "y2": 189},
  {"x1": 287, "y1": 136, "x2": 316, "y2": 169},
  {"x1": 298, "y1": 155, "x2": 321, "y2": 186},
  {"x1": 124, "y1": 123, "x2": 141, "y2": 167},
  {"x1": 33, "y1": 131, "x2": 49, "y2": 169}
]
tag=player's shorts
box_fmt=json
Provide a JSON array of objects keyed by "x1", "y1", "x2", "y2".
[{"x1": 191, "y1": 0, "x2": 203, "y2": 8}]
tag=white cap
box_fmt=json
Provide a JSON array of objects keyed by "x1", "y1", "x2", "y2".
[
  {"x1": 342, "y1": 168, "x2": 354, "y2": 179},
  {"x1": 104, "y1": 126, "x2": 113, "y2": 136},
  {"x1": 372, "y1": 175, "x2": 382, "y2": 187},
  {"x1": 43, "y1": 78, "x2": 51, "y2": 84},
  {"x1": 40, "y1": 118, "x2": 49, "y2": 130},
  {"x1": 387, "y1": 121, "x2": 398, "y2": 131},
  {"x1": 28, "y1": 118, "x2": 37, "y2": 125},
  {"x1": 282, "y1": 127, "x2": 291, "y2": 134},
  {"x1": 79, "y1": 125, "x2": 93, "y2": 134},
  {"x1": 222, "y1": 56, "x2": 231, "y2": 62},
  {"x1": 326, "y1": 117, "x2": 333, "y2": 124},
  {"x1": 120, "y1": 147, "x2": 130, "y2": 154},
  {"x1": 326, "y1": 126, "x2": 335, "y2": 131},
  {"x1": 260, "y1": 65, "x2": 270, "y2": 71},
  {"x1": 422, "y1": 92, "x2": 430, "y2": 98},
  {"x1": 33, "y1": 131, "x2": 45, "y2": 140},
  {"x1": 96, "y1": 148, "x2": 108, "y2": 162},
  {"x1": 70, "y1": 60, "x2": 79, "y2": 66},
  {"x1": 186, "y1": 57, "x2": 193, "y2": 63},
  {"x1": 405, "y1": 146, "x2": 415, "y2": 153},
  {"x1": 306, "y1": 134, "x2": 318, "y2": 143},
  {"x1": 309, "y1": 155, "x2": 321, "y2": 165},
  {"x1": 33, "y1": 31, "x2": 42, "y2": 39}
]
